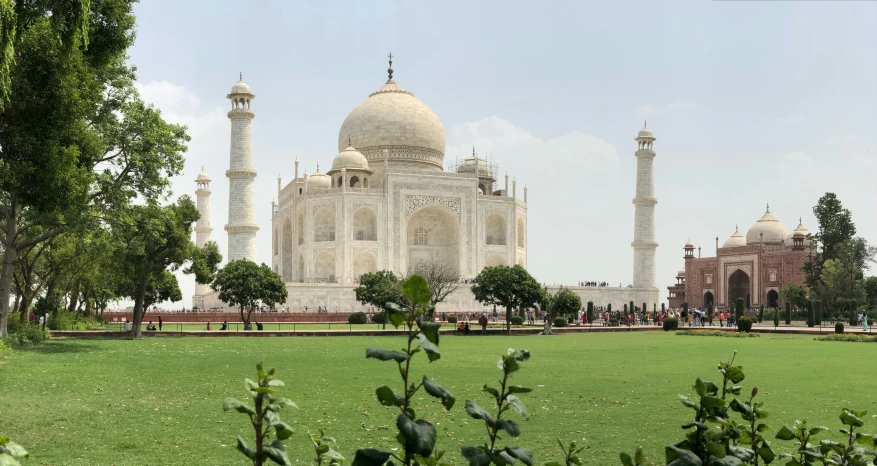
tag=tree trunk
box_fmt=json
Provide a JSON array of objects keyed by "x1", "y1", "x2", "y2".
[
  {"x1": 506, "y1": 305, "x2": 511, "y2": 335},
  {"x1": 130, "y1": 273, "x2": 148, "y2": 339},
  {"x1": 68, "y1": 279, "x2": 81, "y2": 314},
  {"x1": 0, "y1": 216, "x2": 18, "y2": 338}
]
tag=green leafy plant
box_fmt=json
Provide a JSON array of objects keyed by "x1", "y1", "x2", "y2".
[
  {"x1": 619, "y1": 446, "x2": 645, "y2": 466},
  {"x1": 354, "y1": 275, "x2": 453, "y2": 466},
  {"x1": 737, "y1": 317, "x2": 753, "y2": 333},
  {"x1": 676, "y1": 330, "x2": 759, "y2": 338},
  {"x1": 223, "y1": 362, "x2": 297, "y2": 466},
  {"x1": 835, "y1": 322, "x2": 844, "y2": 334},
  {"x1": 785, "y1": 302, "x2": 792, "y2": 325},
  {"x1": 850, "y1": 301, "x2": 858, "y2": 327},
  {"x1": 447, "y1": 315, "x2": 457, "y2": 324},
  {"x1": 729, "y1": 386, "x2": 776, "y2": 465},
  {"x1": 553, "y1": 317, "x2": 567, "y2": 328},
  {"x1": 773, "y1": 306, "x2": 779, "y2": 329},
  {"x1": 0, "y1": 434, "x2": 29, "y2": 465},
  {"x1": 586, "y1": 302, "x2": 594, "y2": 326},
  {"x1": 814, "y1": 300, "x2": 823, "y2": 326},
  {"x1": 818, "y1": 334, "x2": 877, "y2": 343},
  {"x1": 461, "y1": 348, "x2": 534, "y2": 466},
  {"x1": 510, "y1": 316, "x2": 524, "y2": 325},
  {"x1": 309, "y1": 428, "x2": 345, "y2": 466},
  {"x1": 348, "y1": 312, "x2": 367, "y2": 324},
  {"x1": 372, "y1": 312, "x2": 388, "y2": 324},
  {"x1": 550, "y1": 440, "x2": 592, "y2": 466},
  {"x1": 758, "y1": 305, "x2": 764, "y2": 323},
  {"x1": 663, "y1": 318, "x2": 678, "y2": 331},
  {"x1": 807, "y1": 301, "x2": 815, "y2": 328},
  {"x1": 736, "y1": 297, "x2": 745, "y2": 319}
]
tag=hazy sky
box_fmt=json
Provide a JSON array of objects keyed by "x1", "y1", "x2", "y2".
[{"x1": 127, "y1": 0, "x2": 877, "y2": 308}]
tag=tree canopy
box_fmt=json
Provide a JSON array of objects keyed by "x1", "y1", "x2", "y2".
[
  {"x1": 779, "y1": 283, "x2": 807, "y2": 310},
  {"x1": 354, "y1": 270, "x2": 406, "y2": 311},
  {"x1": 471, "y1": 265, "x2": 541, "y2": 334},
  {"x1": 212, "y1": 259, "x2": 287, "y2": 329},
  {"x1": 803, "y1": 193, "x2": 856, "y2": 291},
  {"x1": 551, "y1": 287, "x2": 582, "y2": 319}
]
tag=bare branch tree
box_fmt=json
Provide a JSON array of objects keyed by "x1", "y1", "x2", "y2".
[{"x1": 416, "y1": 262, "x2": 461, "y2": 306}]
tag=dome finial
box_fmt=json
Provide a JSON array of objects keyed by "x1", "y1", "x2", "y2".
[
  {"x1": 316, "y1": 163, "x2": 320, "y2": 172},
  {"x1": 348, "y1": 135, "x2": 352, "y2": 147},
  {"x1": 239, "y1": 71, "x2": 242, "y2": 81},
  {"x1": 387, "y1": 52, "x2": 393, "y2": 81},
  {"x1": 644, "y1": 120, "x2": 647, "y2": 128},
  {"x1": 766, "y1": 202, "x2": 770, "y2": 212},
  {"x1": 472, "y1": 146, "x2": 476, "y2": 158}
]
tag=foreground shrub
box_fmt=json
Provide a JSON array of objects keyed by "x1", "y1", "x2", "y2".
[
  {"x1": 347, "y1": 312, "x2": 367, "y2": 324},
  {"x1": 447, "y1": 315, "x2": 457, "y2": 324},
  {"x1": 4, "y1": 324, "x2": 50, "y2": 349},
  {"x1": 737, "y1": 316, "x2": 753, "y2": 332},
  {"x1": 552, "y1": 317, "x2": 567, "y2": 327},
  {"x1": 662, "y1": 318, "x2": 678, "y2": 331},
  {"x1": 835, "y1": 322, "x2": 844, "y2": 334},
  {"x1": 371, "y1": 312, "x2": 387, "y2": 324},
  {"x1": 0, "y1": 435, "x2": 29, "y2": 464},
  {"x1": 676, "y1": 330, "x2": 759, "y2": 338},
  {"x1": 510, "y1": 316, "x2": 524, "y2": 325},
  {"x1": 48, "y1": 311, "x2": 103, "y2": 331},
  {"x1": 223, "y1": 362, "x2": 298, "y2": 465}
]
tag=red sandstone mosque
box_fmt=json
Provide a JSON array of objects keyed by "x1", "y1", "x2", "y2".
[{"x1": 667, "y1": 205, "x2": 812, "y2": 310}]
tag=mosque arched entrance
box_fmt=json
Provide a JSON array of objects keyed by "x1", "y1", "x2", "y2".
[
  {"x1": 766, "y1": 289, "x2": 779, "y2": 308},
  {"x1": 728, "y1": 270, "x2": 750, "y2": 308},
  {"x1": 406, "y1": 205, "x2": 460, "y2": 275},
  {"x1": 703, "y1": 291, "x2": 714, "y2": 308}
]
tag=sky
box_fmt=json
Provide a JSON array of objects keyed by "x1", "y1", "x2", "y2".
[{"x1": 126, "y1": 0, "x2": 877, "y2": 309}]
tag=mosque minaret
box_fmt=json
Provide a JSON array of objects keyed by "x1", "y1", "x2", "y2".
[
  {"x1": 193, "y1": 169, "x2": 213, "y2": 306},
  {"x1": 632, "y1": 122, "x2": 658, "y2": 289},
  {"x1": 224, "y1": 74, "x2": 259, "y2": 262}
]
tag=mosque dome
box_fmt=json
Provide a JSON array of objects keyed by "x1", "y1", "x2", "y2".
[
  {"x1": 638, "y1": 126, "x2": 654, "y2": 138},
  {"x1": 684, "y1": 239, "x2": 695, "y2": 249},
  {"x1": 456, "y1": 153, "x2": 493, "y2": 178},
  {"x1": 196, "y1": 170, "x2": 210, "y2": 181},
  {"x1": 306, "y1": 167, "x2": 331, "y2": 190},
  {"x1": 330, "y1": 146, "x2": 370, "y2": 172},
  {"x1": 745, "y1": 206, "x2": 788, "y2": 244},
  {"x1": 723, "y1": 225, "x2": 747, "y2": 248},
  {"x1": 677, "y1": 268, "x2": 686, "y2": 277},
  {"x1": 785, "y1": 217, "x2": 812, "y2": 246},
  {"x1": 337, "y1": 58, "x2": 445, "y2": 171}
]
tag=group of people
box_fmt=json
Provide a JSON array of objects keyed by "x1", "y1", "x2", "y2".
[
  {"x1": 578, "y1": 281, "x2": 608, "y2": 287},
  {"x1": 202, "y1": 321, "x2": 264, "y2": 331}
]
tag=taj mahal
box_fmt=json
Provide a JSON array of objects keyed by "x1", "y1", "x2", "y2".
[{"x1": 193, "y1": 57, "x2": 660, "y2": 313}]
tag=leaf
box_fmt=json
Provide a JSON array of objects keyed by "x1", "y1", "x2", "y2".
[
  {"x1": 679, "y1": 395, "x2": 698, "y2": 410},
  {"x1": 840, "y1": 409, "x2": 865, "y2": 428},
  {"x1": 403, "y1": 275, "x2": 431, "y2": 306},
  {"x1": 376, "y1": 386, "x2": 403, "y2": 407},
  {"x1": 694, "y1": 378, "x2": 707, "y2": 397},
  {"x1": 396, "y1": 414, "x2": 437, "y2": 457},
  {"x1": 366, "y1": 348, "x2": 410, "y2": 363},
  {"x1": 274, "y1": 421, "x2": 295, "y2": 441},
  {"x1": 465, "y1": 400, "x2": 494, "y2": 423},
  {"x1": 263, "y1": 439, "x2": 292, "y2": 466},
  {"x1": 223, "y1": 397, "x2": 255, "y2": 415},
  {"x1": 415, "y1": 333, "x2": 441, "y2": 362},
  {"x1": 620, "y1": 452, "x2": 634, "y2": 466},
  {"x1": 729, "y1": 399, "x2": 751, "y2": 416},
  {"x1": 726, "y1": 366, "x2": 745, "y2": 384},
  {"x1": 495, "y1": 419, "x2": 521, "y2": 437},
  {"x1": 236, "y1": 436, "x2": 256, "y2": 460},
  {"x1": 775, "y1": 426, "x2": 797, "y2": 441},
  {"x1": 665, "y1": 444, "x2": 703, "y2": 466},
  {"x1": 701, "y1": 395, "x2": 725, "y2": 409},
  {"x1": 506, "y1": 394, "x2": 529, "y2": 419},
  {"x1": 710, "y1": 455, "x2": 743, "y2": 466},
  {"x1": 0, "y1": 442, "x2": 28, "y2": 460},
  {"x1": 504, "y1": 446, "x2": 533, "y2": 466},
  {"x1": 809, "y1": 426, "x2": 829, "y2": 436},
  {"x1": 417, "y1": 321, "x2": 441, "y2": 345},
  {"x1": 482, "y1": 385, "x2": 500, "y2": 401},
  {"x1": 758, "y1": 443, "x2": 776, "y2": 463},
  {"x1": 634, "y1": 446, "x2": 645, "y2": 465},
  {"x1": 507, "y1": 385, "x2": 533, "y2": 394},
  {"x1": 422, "y1": 376, "x2": 455, "y2": 410},
  {"x1": 352, "y1": 449, "x2": 392, "y2": 466},
  {"x1": 544, "y1": 462, "x2": 564, "y2": 466},
  {"x1": 461, "y1": 446, "x2": 492, "y2": 466}
]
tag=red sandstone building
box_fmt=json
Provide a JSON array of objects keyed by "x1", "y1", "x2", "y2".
[{"x1": 668, "y1": 206, "x2": 812, "y2": 310}]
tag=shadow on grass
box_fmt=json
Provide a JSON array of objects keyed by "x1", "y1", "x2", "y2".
[{"x1": 28, "y1": 340, "x2": 103, "y2": 354}]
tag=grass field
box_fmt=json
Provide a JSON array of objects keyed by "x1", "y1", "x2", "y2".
[{"x1": 1, "y1": 332, "x2": 876, "y2": 465}]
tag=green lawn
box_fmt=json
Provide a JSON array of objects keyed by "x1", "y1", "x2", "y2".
[{"x1": 1, "y1": 332, "x2": 875, "y2": 465}]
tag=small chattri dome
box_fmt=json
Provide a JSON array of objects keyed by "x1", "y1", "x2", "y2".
[
  {"x1": 456, "y1": 153, "x2": 493, "y2": 178},
  {"x1": 330, "y1": 146, "x2": 370, "y2": 172},
  {"x1": 677, "y1": 268, "x2": 686, "y2": 277},
  {"x1": 785, "y1": 217, "x2": 811, "y2": 246},
  {"x1": 723, "y1": 225, "x2": 747, "y2": 248},
  {"x1": 306, "y1": 166, "x2": 331, "y2": 190},
  {"x1": 684, "y1": 239, "x2": 695, "y2": 249},
  {"x1": 637, "y1": 121, "x2": 654, "y2": 138},
  {"x1": 196, "y1": 170, "x2": 210, "y2": 181},
  {"x1": 745, "y1": 205, "x2": 788, "y2": 244}
]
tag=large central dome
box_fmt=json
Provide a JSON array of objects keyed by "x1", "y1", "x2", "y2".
[{"x1": 338, "y1": 61, "x2": 445, "y2": 172}]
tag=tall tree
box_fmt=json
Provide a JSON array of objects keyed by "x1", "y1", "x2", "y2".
[
  {"x1": 418, "y1": 262, "x2": 460, "y2": 306},
  {"x1": 0, "y1": 0, "x2": 188, "y2": 337},
  {"x1": 212, "y1": 259, "x2": 287, "y2": 330},
  {"x1": 817, "y1": 238, "x2": 874, "y2": 315},
  {"x1": 549, "y1": 287, "x2": 582, "y2": 320},
  {"x1": 471, "y1": 265, "x2": 542, "y2": 334},
  {"x1": 779, "y1": 283, "x2": 807, "y2": 310},
  {"x1": 864, "y1": 276, "x2": 877, "y2": 311},
  {"x1": 354, "y1": 270, "x2": 406, "y2": 312},
  {"x1": 803, "y1": 193, "x2": 856, "y2": 291},
  {"x1": 109, "y1": 197, "x2": 209, "y2": 338}
]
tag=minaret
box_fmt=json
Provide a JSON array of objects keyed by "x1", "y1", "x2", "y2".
[
  {"x1": 194, "y1": 168, "x2": 213, "y2": 303},
  {"x1": 632, "y1": 121, "x2": 658, "y2": 289},
  {"x1": 224, "y1": 73, "x2": 259, "y2": 262}
]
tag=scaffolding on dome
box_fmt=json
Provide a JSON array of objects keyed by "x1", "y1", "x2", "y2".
[{"x1": 448, "y1": 151, "x2": 500, "y2": 193}]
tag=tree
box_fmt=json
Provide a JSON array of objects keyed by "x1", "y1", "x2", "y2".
[
  {"x1": 354, "y1": 270, "x2": 405, "y2": 313},
  {"x1": 785, "y1": 301, "x2": 791, "y2": 325},
  {"x1": 813, "y1": 300, "x2": 823, "y2": 327},
  {"x1": 0, "y1": 0, "x2": 188, "y2": 337},
  {"x1": 735, "y1": 298, "x2": 744, "y2": 319},
  {"x1": 212, "y1": 259, "x2": 287, "y2": 331},
  {"x1": 803, "y1": 193, "x2": 856, "y2": 292},
  {"x1": 551, "y1": 287, "x2": 581, "y2": 320},
  {"x1": 109, "y1": 197, "x2": 208, "y2": 338},
  {"x1": 471, "y1": 265, "x2": 542, "y2": 334},
  {"x1": 817, "y1": 238, "x2": 874, "y2": 317},
  {"x1": 418, "y1": 262, "x2": 460, "y2": 306},
  {"x1": 779, "y1": 283, "x2": 807, "y2": 311},
  {"x1": 865, "y1": 276, "x2": 877, "y2": 311},
  {"x1": 773, "y1": 305, "x2": 779, "y2": 328},
  {"x1": 587, "y1": 301, "x2": 594, "y2": 325}
]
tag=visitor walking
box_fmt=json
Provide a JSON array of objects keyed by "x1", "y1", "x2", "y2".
[
  {"x1": 158, "y1": 315, "x2": 163, "y2": 331},
  {"x1": 863, "y1": 314, "x2": 869, "y2": 332}
]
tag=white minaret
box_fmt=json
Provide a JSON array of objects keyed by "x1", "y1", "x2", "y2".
[
  {"x1": 224, "y1": 74, "x2": 259, "y2": 262},
  {"x1": 632, "y1": 121, "x2": 658, "y2": 289},
  {"x1": 194, "y1": 169, "x2": 213, "y2": 303}
]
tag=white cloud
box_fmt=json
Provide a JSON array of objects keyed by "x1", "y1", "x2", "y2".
[
  {"x1": 637, "y1": 101, "x2": 697, "y2": 117},
  {"x1": 783, "y1": 151, "x2": 812, "y2": 163},
  {"x1": 775, "y1": 114, "x2": 806, "y2": 125},
  {"x1": 668, "y1": 101, "x2": 697, "y2": 110}
]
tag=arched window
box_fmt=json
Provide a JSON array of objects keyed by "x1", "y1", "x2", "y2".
[
  {"x1": 349, "y1": 175, "x2": 360, "y2": 188},
  {"x1": 352, "y1": 208, "x2": 377, "y2": 241},
  {"x1": 768, "y1": 271, "x2": 777, "y2": 282},
  {"x1": 485, "y1": 214, "x2": 506, "y2": 245},
  {"x1": 313, "y1": 208, "x2": 336, "y2": 242},
  {"x1": 413, "y1": 227, "x2": 429, "y2": 246},
  {"x1": 517, "y1": 217, "x2": 525, "y2": 248},
  {"x1": 282, "y1": 220, "x2": 292, "y2": 281},
  {"x1": 273, "y1": 229, "x2": 278, "y2": 255},
  {"x1": 705, "y1": 274, "x2": 713, "y2": 285},
  {"x1": 296, "y1": 213, "x2": 304, "y2": 245}
]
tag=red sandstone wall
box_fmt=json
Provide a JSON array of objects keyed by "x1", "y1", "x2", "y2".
[{"x1": 103, "y1": 311, "x2": 353, "y2": 323}]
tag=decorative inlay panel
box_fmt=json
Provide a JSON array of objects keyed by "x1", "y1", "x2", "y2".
[
  {"x1": 405, "y1": 195, "x2": 461, "y2": 219},
  {"x1": 312, "y1": 203, "x2": 336, "y2": 215}
]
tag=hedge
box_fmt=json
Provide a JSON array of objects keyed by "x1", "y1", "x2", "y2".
[
  {"x1": 447, "y1": 315, "x2": 457, "y2": 324},
  {"x1": 663, "y1": 318, "x2": 679, "y2": 331},
  {"x1": 553, "y1": 317, "x2": 567, "y2": 327},
  {"x1": 736, "y1": 317, "x2": 753, "y2": 333},
  {"x1": 372, "y1": 312, "x2": 388, "y2": 324},
  {"x1": 510, "y1": 316, "x2": 524, "y2": 325},
  {"x1": 835, "y1": 322, "x2": 844, "y2": 334},
  {"x1": 347, "y1": 312, "x2": 367, "y2": 324}
]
